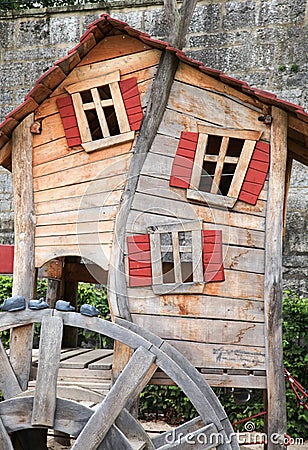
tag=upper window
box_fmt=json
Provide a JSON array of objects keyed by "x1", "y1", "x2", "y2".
[
  {"x1": 187, "y1": 125, "x2": 262, "y2": 207},
  {"x1": 64, "y1": 70, "x2": 135, "y2": 152}
]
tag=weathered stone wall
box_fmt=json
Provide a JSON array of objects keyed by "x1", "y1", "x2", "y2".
[{"x1": 0, "y1": 0, "x2": 307, "y2": 293}]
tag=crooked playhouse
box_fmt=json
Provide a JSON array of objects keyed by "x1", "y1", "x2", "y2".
[{"x1": 0, "y1": 13, "x2": 307, "y2": 449}]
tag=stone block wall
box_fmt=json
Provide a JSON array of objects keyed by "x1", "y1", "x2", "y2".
[{"x1": 0, "y1": 0, "x2": 307, "y2": 293}]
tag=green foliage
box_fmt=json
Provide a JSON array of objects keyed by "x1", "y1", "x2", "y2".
[
  {"x1": 278, "y1": 64, "x2": 286, "y2": 72},
  {"x1": 139, "y1": 385, "x2": 197, "y2": 425},
  {"x1": 290, "y1": 64, "x2": 299, "y2": 73}
]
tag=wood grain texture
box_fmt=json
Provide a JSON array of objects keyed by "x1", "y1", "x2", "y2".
[
  {"x1": 0, "y1": 417, "x2": 14, "y2": 450},
  {"x1": 10, "y1": 114, "x2": 36, "y2": 391},
  {"x1": 0, "y1": 340, "x2": 22, "y2": 400},
  {"x1": 265, "y1": 107, "x2": 288, "y2": 448},
  {"x1": 71, "y1": 347, "x2": 156, "y2": 450},
  {"x1": 32, "y1": 316, "x2": 63, "y2": 427},
  {"x1": 132, "y1": 314, "x2": 265, "y2": 347}
]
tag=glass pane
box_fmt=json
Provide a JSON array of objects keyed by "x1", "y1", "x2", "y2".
[
  {"x1": 181, "y1": 262, "x2": 193, "y2": 283},
  {"x1": 178, "y1": 231, "x2": 192, "y2": 246},
  {"x1": 80, "y1": 89, "x2": 92, "y2": 103},
  {"x1": 98, "y1": 84, "x2": 112, "y2": 100},
  {"x1": 180, "y1": 252, "x2": 192, "y2": 262},
  {"x1": 162, "y1": 252, "x2": 173, "y2": 263},
  {"x1": 160, "y1": 233, "x2": 172, "y2": 246},
  {"x1": 199, "y1": 162, "x2": 215, "y2": 192},
  {"x1": 85, "y1": 109, "x2": 103, "y2": 141},
  {"x1": 219, "y1": 163, "x2": 237, "y2": 195},
  {"x1": 227, "y1": 138, "x2": 244, "y2": 157},
  {"x1": 104, "y1": 105, "x2": 120, "y2": 136},
  {"x1": 206, "y1": 135, "x2": 222, "y2": 155},
  {"x1": 162, "y1": 262, "x2": 175, "y2": 283}
]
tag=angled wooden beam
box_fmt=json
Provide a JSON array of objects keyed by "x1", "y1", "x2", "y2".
[
  {"x1": 10, "y1": 114, "x2": 36, "y2": 391},
  {"x1": 32, "y1": 316, "x2": 63, "y2": 428},
  {"x1": 0, "y1": 416, "x2": 14, "y2": 450},
  {"x1": 72, "y1": 347, "x2": 156, "y2": 450},
  {"x1": 0, "y1": 340, "x2": 22, "y2": 399}
]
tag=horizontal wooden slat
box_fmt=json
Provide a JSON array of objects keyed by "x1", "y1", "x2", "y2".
[
  {"x1": 132, "y1": 314, "x2": 265, "y2": 347},
  {"x1": 166, "y1": 340, "x2": 265, "y2": 370},
  {"x1": 34, "y1": 173, "x2": 126, "y2": 203},
  {"x1": 36, "y1": 205, "x2": 117, "y2": 226},
  {"x1": 60, "y1": 349, "x2": 113, "y2": 369},
  {"x1": 128, "y1": 294, "x2": 264, "y2": 323},
  {"x1": 35, "y1": 220, "x2": 114, "y2": 238},
  {"x1": 52, "y1": 49, "x2": 161, "y2": 97},
  {"x1": 33, "y1": 141, "x2": 132, "y2": 179},
  {"x1": 34, "y1": 152, "x2": 131, "y2": 192},
  {"x1": 35, "y1": 231, "x2": 113, "y2": 247},
  {"x1": 35, "y1": 190, "x2": 122, "y2": 216}
]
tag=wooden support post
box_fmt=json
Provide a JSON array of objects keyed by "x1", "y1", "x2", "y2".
[
  {"x1": 10, "y1": 114, "x2": 36, "y2": 391},
  {"x1": 0, "y1": 416, "x2": 14, "y2": 450},
  {"x1": 265, "y1": 107, "x2": 288, "y2": 450},
  {"x1": 32, "y1": 316, "x2": 63, "y2": 427}
]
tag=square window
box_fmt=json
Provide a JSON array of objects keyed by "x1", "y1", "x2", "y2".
[
  {"x1": 187, "y1": 125, "x2": 262, "y2": 208},
  {"x1": 147, "y1": 220, "x2": 204, "y2": 294},
  {"x1": 65, "y1": 70, "x2": 135, "y2": 153}
]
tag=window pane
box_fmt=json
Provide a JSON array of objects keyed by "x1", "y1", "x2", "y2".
[
  {"x1": 227, "y1": 138, "x2": 244, "y2": 157},
  {"x1": 104, "y1": 105, "x2": 120, "y2": 136},
  {"x1": 162, "y1": 262, "x2": 175, "y2": 283},
  {"x1": 80, "y1": 89, "x2": 93, "y2": 103},
  {"x1": 162, "y1": 251, "x2": 173, "y2": 263},
  {"x1": 161, "y1": 233, "x2": 172, "y2": 246},
  {"x1": 206, "y1": 135, "x2": 222, "y2": 155},
  {"x1": 181, "y1": 262, "x2": 193, "y2": 283},
  {"x1": 98, "y1": 85, "x2": 112, "y2": 100},
  {"x1": 219, "y1": 163, "x2": 237, "y2": 195},
  {"x1": 178, "y1": 231, "x2": 192, "y2": 246},
  {"x1": 85, "y1": 110, "x2": 103, "y2": 141},
  {"x1": 180, "y1": 252, "x2": 192, "y2": 262},
  {"x1": 199, "y1": 161, "x2": 215, "y2": 192}
]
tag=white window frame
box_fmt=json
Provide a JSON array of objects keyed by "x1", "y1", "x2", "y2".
[
  {"x1": 187, "y1": 124, "x2": 262, "y2": 208},
  {"x1": 147, "y1": 220, "x2": 204, "y2": 295},
  {"x1": 65, "y1": 70, "x2": 135, "y2": 153}
]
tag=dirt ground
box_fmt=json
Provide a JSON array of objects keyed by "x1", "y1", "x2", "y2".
[{"x1": 47, "y1": 422, "x2": 308, "y2": 449}]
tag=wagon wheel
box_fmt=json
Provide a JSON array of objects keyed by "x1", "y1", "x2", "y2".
[{"x1": 0, "y1": 310, "x2": 239, "y2": 450}]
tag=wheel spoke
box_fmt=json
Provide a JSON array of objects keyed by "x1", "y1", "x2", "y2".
[
  {"x1": 0, "y1": 340, "x2": 22, "y2": 399},
  {"x1": 32, "y1": 316, "x2": 63, "y2": 427},
  {"x1": 0, "y1": 416, "x2": 14, "y2": 450},
  {"x1": 72, "y1": 346, "x2": 156, "y2": 450}
]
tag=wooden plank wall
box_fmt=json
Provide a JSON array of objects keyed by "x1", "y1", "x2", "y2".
[
  {"x1": 127, "y1": 61, "x2": 270, "y2": 385},
  {"x1": 33, "y1": 35, "x2": 160, "y2": 269}
]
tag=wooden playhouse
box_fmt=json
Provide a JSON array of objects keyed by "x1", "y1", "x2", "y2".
[{"x1": 0, "y1": 13, "x2": 307, "y2": 449}]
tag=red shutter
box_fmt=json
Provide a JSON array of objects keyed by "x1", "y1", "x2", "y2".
[
  {"x1": 127, "y1": 235, "x2": 152, "y2": 287},
  {"x1": 170, "y1": 132, "x2": 199, "y2": 188},
  {"x1": 56, "y1": 96, "x2": 82, "y2": 147},
  {"x1": 119, "y1": 78, "x2": 143, "y2": 131},
  {"x1": 238, "y1": 141, "x2": 270, "y2": 205},
  {"x1": 0, "y1": 245, "x2": 14, "y2": 274},
  {"x1": 202, "y1": 230, "x2": 225, "y2": 282}
]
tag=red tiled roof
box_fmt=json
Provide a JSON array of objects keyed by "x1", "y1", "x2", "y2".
[{"x1": 1, "y1": 13, "x2": 308, "y2": 156}]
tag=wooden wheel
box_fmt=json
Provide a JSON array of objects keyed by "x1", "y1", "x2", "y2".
[{"x1": 0, "y1": 310, "x2": 239, "y2": 450}]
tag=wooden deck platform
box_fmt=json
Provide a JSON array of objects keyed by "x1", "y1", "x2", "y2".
[{"x1": 30, "y1": 347, "x2": 267, "y2": 395}]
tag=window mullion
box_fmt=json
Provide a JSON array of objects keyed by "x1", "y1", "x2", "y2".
[
  {"x1": 149, "y1": 233, "x2": 163, "y2": 285},
  {"x1": 172, "y1": 231, "x2": 182, "y2": 283},
  {"x1": 189, "y1": 133, "x2": 208, "y2": 190},
  {"x1": 71, "y1": 93, "x2": 92, "y2": 143},
  {"x1": 211, "y1": 137, "x2": 229, "y2": 194},
  {"x1": 227, "y1": 139, "x2": 256, "y2": 198},
  {"x1": 109, "y1": 82, "x2": 131, "y2": 134},
  {"x1": 191, "y1": 230, "x2": 203, "y2": 283},
  {"x1": 91, "y1": 88, "x2": 110, "y2": 138}
]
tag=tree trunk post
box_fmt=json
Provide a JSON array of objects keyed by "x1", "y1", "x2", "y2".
[{"x1": 264, "y1": 106, "x2": 288, "y2": 450}]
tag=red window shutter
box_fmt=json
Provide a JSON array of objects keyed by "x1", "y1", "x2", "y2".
[
  {"x1": 238, "y1": 141, "x2": 270, "y2": 205},
  {"x1": 170, "y1": 131, "x2": 199, "y2": 188},
  {"x1": 119, "y1": 78, "x2": 143, "y2": 131},
  {"x1": 56, "y1": 96, "x2": 82, "y2": 147},
  {"x1": 127, "y1": 235, "x2": 152, "y2": 287},
  {"x1": 202, "y1": 230, "x2": 225, "y2": 282},
  {"x1": 0, "y1": 245, "x2": 14, "y2": 274}
]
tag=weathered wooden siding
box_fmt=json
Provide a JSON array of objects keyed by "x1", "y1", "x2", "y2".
[
  {"x1": 127, "y1": 61, "x2": 269, "y2": 384},
  {"x1": 33, "y1": 35, "x2": 160, "y2": 269}
]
